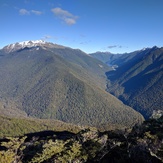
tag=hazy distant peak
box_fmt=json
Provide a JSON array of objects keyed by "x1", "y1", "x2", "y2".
[
  {"x1": 140, "y1": 46, "x2": 159, "y2": 52},
  {"x1": 141, "y1": 47, "x2": 150, "y2": 51},
  {"x1": 93, "y1": 51, "x2": 112, "y2": 54}
]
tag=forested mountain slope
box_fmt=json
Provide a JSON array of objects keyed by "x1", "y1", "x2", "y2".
[
  {"x1": 106, "y1": 46, "x2": 163, "y2": 119},
  {"x1": 0, "y1": 41, "x2": 143, "y2": 129}
]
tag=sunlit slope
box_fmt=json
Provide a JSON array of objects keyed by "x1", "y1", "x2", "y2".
[{"x1": 0, "y1": 44, "x2": 143, "y2": 127}]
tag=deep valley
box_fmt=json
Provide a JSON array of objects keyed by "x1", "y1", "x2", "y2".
[{"x1": 0, "y1": 41, "x2": 162, "y2": 162}]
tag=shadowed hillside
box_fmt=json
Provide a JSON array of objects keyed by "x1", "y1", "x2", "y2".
[
  {"x1": 0, "y1": 115, "x2": 162, "y2": 162},
  {"x1": 106, "y1": 46, "x2": 163, "y2": 119}
]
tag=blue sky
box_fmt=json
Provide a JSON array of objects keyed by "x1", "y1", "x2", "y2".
[{"x1": 1, "y1": 0, "x2": 163, "y2": 53}]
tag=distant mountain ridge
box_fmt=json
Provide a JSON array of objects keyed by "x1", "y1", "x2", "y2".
[
  {"x1": 90, "y1": 46, "x2": 163, "y2": 119},
  {"x1": 108, "y1": 47, "x2": 163, "y2": 119},
  {"x1": 89, "y1": 47, "x2": 157, "y2": 66}
]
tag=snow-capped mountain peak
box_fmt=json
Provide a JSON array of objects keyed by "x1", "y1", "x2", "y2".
[
  {"x1": 3, "y1": 40, "x2": 46, "y2": 53},
  {"x1": 18, "y1": 40, "x2": 45, "y2": 46}
]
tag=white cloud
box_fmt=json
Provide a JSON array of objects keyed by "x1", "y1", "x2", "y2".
[
  {"x1": 19, "y1": 9, "x2": 42, "y2": 15},
  {"x1": 19, "y1": 9, "x2": 30, "y2": 15},
  {"x1": 31, "y1": 10, "x2": 42, "y2": 15},
  {"x1": 64, "y1": 18, "x2": 76, "y2": 25},
  {"x1": 107, "y1": 45, "x2": 123, "y2": 49},
  {"x1": 42, "y1": 35, "x2": 52, "y2": 41},
  {"x1": 51, "y1": 7, "x2": 78, "y2": 25},
  {"x1": 52, "y1": 7, "x2": 72, "y2": 17}
]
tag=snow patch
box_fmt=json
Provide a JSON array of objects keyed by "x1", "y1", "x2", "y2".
[
  {"x1": 98, "y1": 64, "x2": 103, "y2": 68},
  {"x1": 18, "y1": 40, "x2": 45, "y2": 47},
  {"x1": 4, "y1": 40, "x2": 46, "y2": 53}
]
